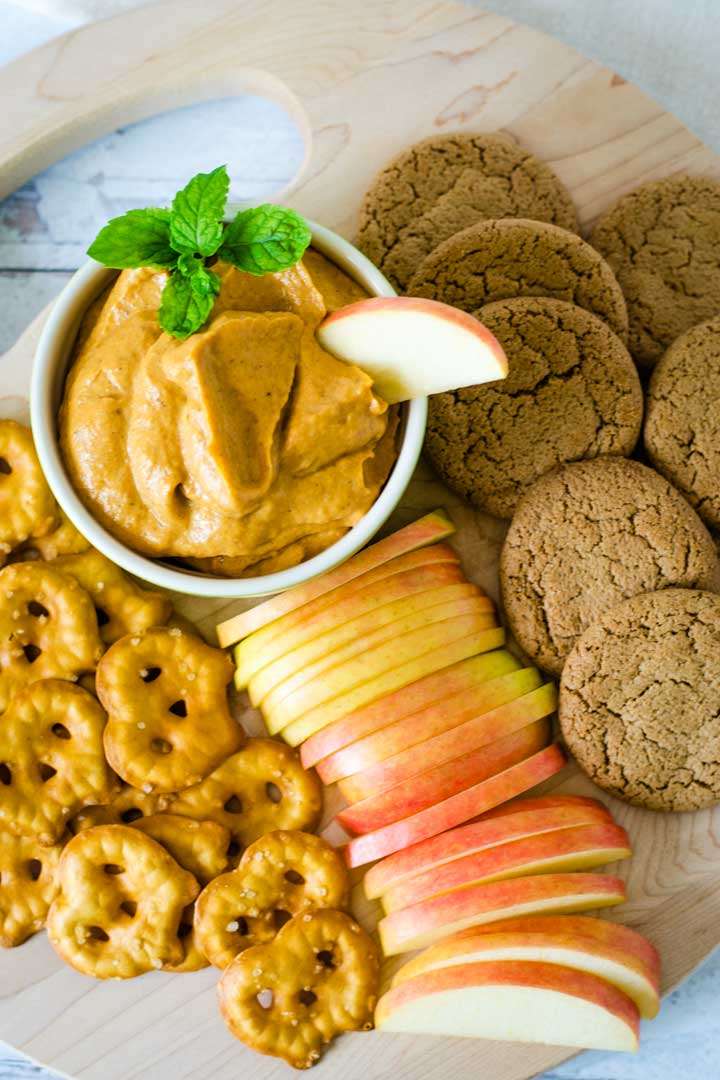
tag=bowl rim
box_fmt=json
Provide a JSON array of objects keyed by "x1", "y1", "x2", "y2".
[{"x1": 30, "y1": 221, "x2": 427, "y2": 599}]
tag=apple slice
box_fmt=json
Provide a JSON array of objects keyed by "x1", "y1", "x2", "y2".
[
  {"x1": 390, "y1": 915, "x2": 661, "y2": 1019},
  {"x1": 278, "y1": 627, "x2": 506, "y2": 746},
  {"x1": 337, "y1": 680, "x2": 557, "y2": 801},
  {"x1": 345, "y1": 743, "x2": 566, "y2": 868},
  {"x1": 317, "y1": 665, "x2": 541, "y2": 787},
  {"x1": 374, "y1": 959, "x2": 639, "y2": 1051},
  {"x1": 216, "y1": 509, "x2": 455, "y2": 646},
  {"x1": 378, "y1": 872, "x2": 627, "y2": 955},
  {"x1": 382, "y1": 821, "x2": 631, "y2": 912},
  {"x1": 364, "y1": 794, "x2": 615, "y2": 900},
  {"x1": 301, "y1": 649, "x2": 520, "y2": 769},
  {"x1": 248, "y1": 581, "x2": 486, "y2": 705},
  {"x1": 317, "y1": 297, "x2": 508, "y2": 405},
  {"x1": 337, "y1": 718, "x2": 551, "y2": 834},
  {"x1": 234, "y1": 544, "x2": 462, "y2": 689}
]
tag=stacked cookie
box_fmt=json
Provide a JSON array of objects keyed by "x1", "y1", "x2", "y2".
[{"x1": 357, "y1": 139, "x2": 720, "y2": 813}]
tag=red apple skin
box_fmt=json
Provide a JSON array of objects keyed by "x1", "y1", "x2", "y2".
[
  {"x1": 337, "y1": 718, "x2": 551, "y2": 834},
  {"x1": 336, "y1": 681, "x2": 557, "y2": 801},
  {"x1": 374, "y1": 958, "x2": 640, "y2": 1049},
  {"x1": 382, "y1": 821, "x2": 632, "y2": 912},
  {"x1": 364, "y1": 795, "x2": 615, "y2": 900},
  {"x1": 217, "y1": 508, "x2": 455, "y2": 646},
  {"x1": 302, "y1": 649, "x2": 520, "y2": 769},
  {"x1": 344, "y1": 743, "x2": 567, "y2": 868},
  {"x1": 317, "y1": 664, "x2": 540, "y2": 787},
  {"x1": 378, "y1": 872, "x2": 628, "y2": 955},
  {"x1": 390, "y1": 915, "x2": 661, "y2": 1018}
]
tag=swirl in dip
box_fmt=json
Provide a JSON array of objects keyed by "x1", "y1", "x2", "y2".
[{"x1": 60, "y1": 251, "x2": 398, "y2": 576}]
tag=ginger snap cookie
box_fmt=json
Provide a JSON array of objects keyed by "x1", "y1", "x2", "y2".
[
  {"x1": 500, "y1": 456, "x2": 720, "y2": 676},
  {"x1": 560, "y1": 589, "x2": 720, "y2": 812},
  {"x1": 644, "y1": 316, "x2": 720, "y2": 529},
  {"x1": 356, "y1": 133, "x2": 577, "y2": 292},
  {"x1": 408, "y1": 218, "x2": 628, "y2": 341},
  {"x1": 590, "y1": 175, "x2": 720, "y2": 368},
  {"x1": 426, "y1": 297, "x2": 643, "y2": 518}
]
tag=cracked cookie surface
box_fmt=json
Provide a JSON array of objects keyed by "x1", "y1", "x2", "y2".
[
  {"x1": 500, "y1": 456, "x2": 720, "y2": 676},
  {"x1": 355, "y1": 133, "x2": 577, "y2": 292},
  {"x1": 408, "y1": 217, "x2": 628, "y2": 340},
  {"x1": 559, "y1": 588, "x2": 720, "y2": 811},
  {"x1": 426, "y1": 297, "x2": 643, "y2": 518},
  {"x1": 590, "y1": 175, "x2": 720, "y2": 368},
  {"x1": 644, "y1": 316, "x2": 720, "y2": 529}
]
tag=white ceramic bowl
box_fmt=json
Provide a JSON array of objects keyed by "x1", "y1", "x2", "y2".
[{"x1": 31, "y1": 221, "x2": 427, "y2": 599}]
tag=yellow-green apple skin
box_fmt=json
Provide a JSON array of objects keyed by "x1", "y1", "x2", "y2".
[
  {"x1": 381, "y1": 821, "x2": 631, "y2": 912},
  {"x1": 301, "y1": 648, "x2": 520, "y2": 769},
  {"x1": 378, "y1": 872, "x2": 627, "y2": 954},
  {"x1": 234, "y1": 547, "x2": 464, "y2": 688},
  {"x1": 344, "y1": 743, "x2": 566, "y2": 868},
  {"x1": 390, "y1": 914, "x2": 661, "y2": 1018},
  {"x1": 217, "y1": 508, "x2": 455, "y2": 646},
  {"x1": 337, "y1": 718, "x2": 551, "y2": 834},
  {"x1": 336, "y1": 681, "x2": 557, "y2": 801},
  {"x1": 364, "y1": 794, "x2": 615, "y2": 900},
  {"x1": 280, "y1": 626, "x2": 506, "y2": 747},
  {"x1": 374, "y1": 958, "x2": 640, "y2": 1051}
]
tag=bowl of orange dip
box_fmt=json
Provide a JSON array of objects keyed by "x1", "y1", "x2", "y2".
[{"x1": 31, "y1": 222, "x2": 427, "y2": 599}]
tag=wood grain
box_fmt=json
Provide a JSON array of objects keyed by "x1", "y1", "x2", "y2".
[{"x1": 1, "y1": 2, "x2": 720, "y2": 1078}]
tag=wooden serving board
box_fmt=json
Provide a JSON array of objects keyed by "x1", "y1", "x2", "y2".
[{"x1": 2, "y1": 3, "x2": 720, "y2": 1078}]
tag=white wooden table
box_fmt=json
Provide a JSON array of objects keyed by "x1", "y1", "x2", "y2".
[{"x1": 1, "y1": 3, "x2": 719, "y2": 1078}]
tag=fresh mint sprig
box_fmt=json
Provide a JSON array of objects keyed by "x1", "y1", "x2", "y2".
[{"x1": 86, "y1": 165, "x2": 312, "y2": 340}]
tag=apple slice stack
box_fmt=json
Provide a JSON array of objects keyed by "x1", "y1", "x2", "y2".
[{"x1": 217, "y1": 510, "x2": 567, "y2": 868}]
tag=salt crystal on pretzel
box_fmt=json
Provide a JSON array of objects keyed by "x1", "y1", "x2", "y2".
[
  {"x1": 0, "y1": 828, "x2": 63, "y2": 947},
  {"x1": 0, "y1": 562, "x2": 103, "y2": 712},
  {"x1": 218, "y1": 909, "x2": 379, "y2": 1069},
  {"x1": 170, "y1": 738, "x2": 322, "y2": 853},
  {"x1": 195, "y1": 830, "x2": 348, "y2": 969},
  {"x1": 0, "y1": 679, "x2": 118, "y2": 845},
  {"x1": 51, "y1": 548, "x2": 172, "y2": 645},
  {"x1": 96, "y1": 627, "x2": 240, "y2": 793},
  {"x1": 47, "y1": 824, "x2": 199, "y2": 978},
  {"x1": 0, "y1": 421, "x2": 57, "y2": 563}
]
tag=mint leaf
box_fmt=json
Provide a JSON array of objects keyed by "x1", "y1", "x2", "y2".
[
  {"x1": 159, "y1": 272, "x2": 215, "y2": 340},
  {"x1": 188, "y1": 263, "x2": 221, "y2": 298},
  {"x1": 169, "y1": 165, "x2": 230, "y2": 257},
  {"x1": 218, "y1": 204, "x2": 311, "y2": 275},
  {"x1": 87, "y1": 208, "x2": 175, "y2": 269}
]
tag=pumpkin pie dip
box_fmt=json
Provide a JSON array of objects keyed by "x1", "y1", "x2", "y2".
[{"x1": 60, "y1": 252, "x2": 398, "y2": 576}]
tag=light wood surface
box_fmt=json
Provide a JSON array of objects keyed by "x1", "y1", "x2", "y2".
[{"x1": 1, "y1": 2, "x2": 720, "y2": 1078}]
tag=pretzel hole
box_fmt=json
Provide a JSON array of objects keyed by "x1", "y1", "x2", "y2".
[
  {"x1": 273, "y1": 909, "x2": 292, "y2": 930},
  {"x1": 87, "y1": 926, "x2": 109, "y2": 942},
  {"x1": 27, "y1": 859, "x2": 42, "y2": 881},
  {"x1": 0, "y1": 763, "x2": 11, "y2": 785},
  {"x1": 284, "y1": 869, "x2": 305, "y2": 886},
  {"x1": 120, "y1": 808, "x2": 144, "y2": 824},
  {"x1": 151, "y1": 738, "x2": 173, "y2": 755},
  {"x1": 228, "y1": 916, "x2": 249, "y2": 936},
  {"x1": 226, "y1": 839, "x2": 242, "y2": 860},
  {"x1": 298, "y1": 989, "x2": 317, "y2": 1007},
  {"x1": 316, "y1": 949, "x2": 335, "y2": 970},
  {"x1": 104, "y1": 863, "x2": 124, "y2": 875},
  {"x1": 96, "y1": 607, "x2": 110, "y2": 628},
  {"x1": 223, "y1": 795, "x2": 242, "y2": 814},
  {"x1": 141, "y1": 667, "x2": 162, "y2": 683},
  {"x1": 174, "y1": 483, "x2": 191, "y2": 508},
  {"x1": 51, "y1": 723, "x2": 71, "y2": 740},
  {"x1": 257, "y1": 989, "x2": 273, "y2": 1009},
  {"x1": 27, "y1": 601, "x2": 49, "y2": 618},
  {"x1": 120, "y1": 900, "x2": 137, "y2": 918},
  {"x1": 23, "y1": 644, "x2": 42, "y2": 664},
  {"x1": 265, "y1": 782, "x2": 282, "y2": 804},
  {"x1": 168, "y1": 700, "x2": 187, "y2": 718},
  {"x1": 0, "y1": 458, "x2": 12, "y2": 475},
  {"x1": 39, "y1": 763, "x2": 57, "y2": 782}
]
